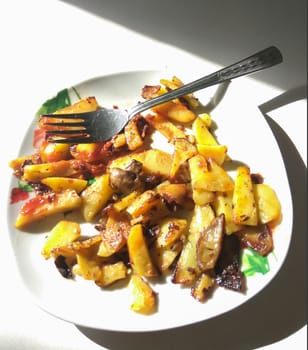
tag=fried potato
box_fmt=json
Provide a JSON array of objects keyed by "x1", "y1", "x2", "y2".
[
  {"x1": 254, "y1": 183, "x2": 281, "y2": 224},
  {"x1": 127, "y1": 224, "x2": 158, "y2": 277},
  {"x1": 97, "y1": 212, "x2": 130, "y2": 257},
  {"x1": 41, "y1": 220, "x2": 81, "y2": 259},
  {"x1": 145, "y1": 113, "x2": 187, "y2": 142},
  {"x1": 96, "y1": 261, "x2": 128, "y2": 287},
  {"x1": 80, "y1": 174, "x2": 114, "y2": 222},
  {"x1": 191, "y1": 272, "x2": 215, "y2": 302},
  {"x1": 213, "y1": 191, "x2": 243, "y2": 234},
  {"x1": 172, "y1": 204, "x2": 215, "y2": 285},
  {"x1": 41, "y1": 177, "x2": 88, "y2": 193},
  {"x1": 23, "y1": 159, "x2": 84, "y2": 182},
  {"x1": 124, "y1": 117, "x2": 144, "y2": 151},
  {"x1": 108, "y1": 149, "x2": 173, "y2": 178},
  {"x1": 39, "y1": 142, "x2": 71, "y2": 163},
  {"x1": 192, "y1": 117, "x2": 218, "y2": 145},
  {"x1": 129, "y1": 274, "x2": 157, "y2": 314},
  {"x1": 15, "y1": 189, "x2": 82, "y2": 229},
  {"x1": 170, "y1": 138, "x2": 197, "y2": 178},
  {"x1": 196, "y1": 144, "x2": 228, "y2": 165},
  {"x1": 232, "y1": 166, "x2": 258, "y2": 226}
]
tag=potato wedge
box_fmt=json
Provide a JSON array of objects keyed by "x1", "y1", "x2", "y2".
[
  {"x1": 108, "y1": 149, "x2": 173, "y2": 178},
  {"x1": 126, "y1": 190, "x2": 162, "y2": 219},
  {"x1": 253, "y1": 183, "x2": 281, "y2": 224},
  {"x1": 127, "y1": 224, "x2": 158, "y2": 277},
  {"x1": 190, "y1": 157, "x2": 234, "y2": 192},
  {"x1": 96, "y1": 261, "x2": 128, "y2": 287},
  {"x1": 97, "y1": 212, "x2": 130, "y2": 257},
  {"x1": 80, "y1": 174, "x2": 114, "y2": 222},
  {"x1": 196, "y1": 214, "x2": 224, "y2": 271},
  {"x1": 23, "y1": 159, "x2": 85, "y2": 182},
  {"x1": 39, "y1": 142, "x2": 71, "y2": 163},
  {"x1": 213, "y1": 191, "x2": 243, "y2": 234},
  {"x1": 196, "y1": 144, "x2": 227, "y2": 165},
  {"x1": 151, "y1": 241, "x2": 183, "y2": 272},
  {"x1": 124, "y1": 117, "x2": 144, "y2": 151},
  {"x1": 155, "y1": 217, "x2": 188, "y2": 248},
  {"x1": 232, "y1": 166, "x2": 258, "y2": 226},
  {"x1": 192, "y1": 117, "x2": 218, "y2": 145},
  {"x1": 15, "y1": 189, "x2": 82, "y2": 229},
  {"x1": 172, "y1": 204, "x2": 215, "y2": 285},
  {"x1": 170, "y1": 138, "x2": 197, "y2": 178},
  {"x1": 129, "y1": 274, "x2": 157, "y2": 314},
  {"x1": 191, "y1": 272, "x2": 214, "y2": 302},
  {"x1": 41, "y1": 220, "x2": 81, "y2": 259},
  {"x1": 145, "y1": 113, "x2": 186, "y2": 142},
  {"x1": 41, "y1": 177, "x2": 88, "y2": 193}
]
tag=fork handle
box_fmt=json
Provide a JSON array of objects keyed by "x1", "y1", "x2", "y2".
[{"x1": 130, "y1": 46, "x2": 282, "y2": 116}]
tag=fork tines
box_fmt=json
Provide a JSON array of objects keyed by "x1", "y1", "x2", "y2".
[{"x1": 40, "y1": 113, "x2": 93, "y2": 143}]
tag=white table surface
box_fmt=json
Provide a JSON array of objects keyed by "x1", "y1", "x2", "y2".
[{"x1": 0, "y1": 0, "x2": 306, "y2": 349}]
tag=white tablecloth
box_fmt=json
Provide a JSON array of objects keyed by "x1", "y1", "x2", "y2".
[{"x1": 1, "y1": 1, "x2": 306, "y2": 349}]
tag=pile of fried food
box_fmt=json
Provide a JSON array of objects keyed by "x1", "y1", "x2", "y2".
[{"x1": 9, "y1": 76, "x2": 281, "y2": 314}]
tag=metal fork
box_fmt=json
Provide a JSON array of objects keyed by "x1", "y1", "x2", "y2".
[{"x1": 41, "y1": 46, "x2": 282, "y2": 143}]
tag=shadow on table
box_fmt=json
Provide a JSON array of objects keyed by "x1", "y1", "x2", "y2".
[
  {"x1": 76, "y1": 88, "x2": 307, "y2": 349},
  {"x1": 59, "y1": 0, "x2": 307, "y2": 93}
]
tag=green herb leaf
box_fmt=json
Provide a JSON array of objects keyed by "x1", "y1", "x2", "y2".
[
  {"x1": 241, "y1": 248, "x2": 270, "y2": 277},
  {"x1": 36, "y1": 89, "x2": 71, "y2": 116},
  {"x1": 18, "y1": 181, "x2": 34, "y2": 192},
  {"x1": 87, "y1": 178, "x2": 96, "y2": 186}
]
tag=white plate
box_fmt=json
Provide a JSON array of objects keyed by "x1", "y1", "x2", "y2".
[{"x1": 7, "y1": 70, "x2": 293, "y2": 332}]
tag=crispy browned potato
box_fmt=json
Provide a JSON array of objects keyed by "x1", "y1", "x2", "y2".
[
  {"x1": 127, "y1": 224, "x2": 158, "y2": 277},
  {"x1": 232, "y1": 166, "x2": 258, "y2": 226}
]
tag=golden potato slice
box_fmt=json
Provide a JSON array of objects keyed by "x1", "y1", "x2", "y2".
[
  {"x1": 75, "y1": 253, "x2": 103, "y2": 281},
  {"x1": 127, "y1": 224, "x2": 158, "y2": 277},
  {"x1": 39, "y1": 142, "x2": 71, "y2": 163},
  {"x1": 193, "y1": 158, "x2": 234, "y2": 192},
  {"x1": 112, "y1": 191, "x2": 139, "y2": 212},
  {"x1": 80, "y1": 174, "x2": 114, "y2": 221},
  {"x1": 192, "y1": 117, "x2": 218, "y2": 145},
  {"x1": 145, "y1": 113, "x2": 186, "y2": 142},
  {"x1": 124, "y1": 118, "x2": 144, "y2": 151},
  {"x1": 196, "y1": 144, "x2": 227, "y2": 165},
  {"x1": 129, "y1": 274, "x2": 157, "y2": 314},
  {"x1": 96, "y1": 261, "x2": 128, "y2": 287},
  {"x1": 172, "y1": 204, "x2": 215, "y2": 285},
  {"x1": 108, "y1": 149, "x2": 173, "y2": 178},
  {"x1": 232, "y1": 166, "x2": 258, "y2": 226},
  {"x1": 156, "y1": 183, "x2": 188, "y2": 208},
  {"x1": 41, "y1": 177, "x2": 88, "y2": 193},
  {"x1": 41, "y1": 220, "x2": 81, "y2": 259},
  {"x1": 126, "y1": 190, "x2": 161, "y2": 219},
  {"x1": 151, "y1": 241, "x2": 183, "y2": 273},
  {"x1": 213, "y1": 191, "x2": 243, "y2": 234},
  {"x1": 51, "y1": 235, "x2": 102, "y2": 257},
  {"x1": 155, "y1": 217, "x2": 188, "y2": 248},
  {"x1": 22, "y1": 159, "x2": 85, "y2": 182},
  {"x1": 253, "y1": 183, "x2": 281, "y2": 224},
  {"x1": 170, "y1": 138, "x2": 197, "y2": 178},
  {"x1": 15, "y1": 189, "x2": 82, "y2": 229},
  {"x1": 54, "y1": 96, "x2": 99, "y2": 115},
  {"x1": 196, "y1": 214, "x2": 224, "y2": 271},
  {"x1": 191, "y1": 272, "x2": 214, "y2": 303},
  {"x1": 158, "y1": 102, "x2": 197, "y2": 123},
  {"x1": 97, "y1": 212, "x2": 130, "y2": 257}
]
